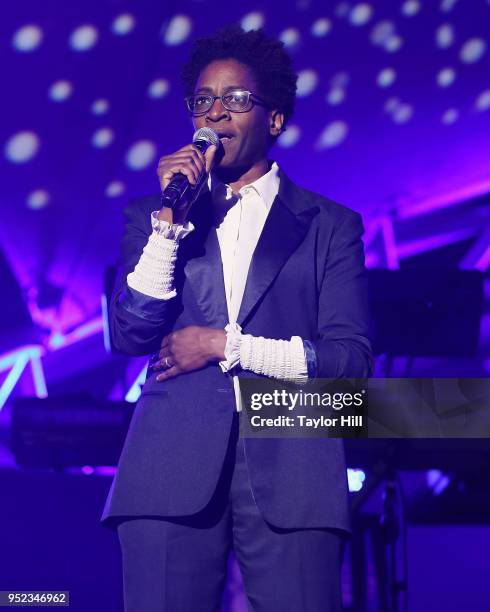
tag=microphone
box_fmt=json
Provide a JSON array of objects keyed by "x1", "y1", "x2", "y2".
[{"x1": 160, "y1": 127, "x2": 220, "y2": 209}]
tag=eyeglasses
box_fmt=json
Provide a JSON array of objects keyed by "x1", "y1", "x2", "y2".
[{"x1": 185, "y1": 89, "x2": 270, "y2": 116}]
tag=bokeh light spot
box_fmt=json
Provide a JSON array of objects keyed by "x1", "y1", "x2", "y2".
[
  {"x1": 311, "y1": 18, "x2": 331, "y2": 37},
  {"x1": 441, "y1": 108, "x2": 459, "y2": 124},
  {"x1": 327, "y1": 88, "x2": 346, "y2": 105},
  {"x1": 317, "y1": 121, "x2": 349, "y2": 149},
  {"x1": 377, "y1": 68, "x2": 396, "y2": 87},
  {"x1": 241, "y1": 12, "x2": 264, "y2": 31},
  {"x1": 148, "y1": 78, "x2": 170, "y2": 99},
  {"x1": 112, "y1": 13, "x2": 135, "y2": 36},
  {"x1": 460, "y1": 38, "x2": 486, "y2": 64},
  {"x1": 349, "y1": 4, "x2": 374, "y2": 26},
  {"x1": 49, "y1": 80, "x2": 73, "y2": 102},
  {"x1": 27, "y1": 189, "x2": 50, "y2": 210},
  {"x1": 70, "y1": 25, "x2": 98, "y2": 51},
  {"x1": 371, "y1": 21, "x2": 396, "y2": 46},
  {"x1": 277, "y1": 125, "x2": 301, "y2": 148},
  {"x1": 392, "y1": 103, "x2": 413, "y2": 123},
  {"x1": 475, "y1": 89, "x2": 490, "y2": 111},
  {"x1": 440, "y1": 0, "x2": 458, "y2": 12},
  {"x1": 126, "y1": 140, "x2": 157, "y2": 170},
  {"x1": 106, "y1": 181, "x2": 126, "y2": 197},
  {"x1": 12, "y1": 25, "x2": 43, "y2": 52},
  {"x1": 279, "y1": 28, "x2": 301, "y2": 48},
  {"x1": 385, "y1": 35, "x2": 403, "y2": 52},
  {"x1": 5, "y1": 131, "x2": 40, "y2": 163},
  {"x1": 92, "y1": 128, "x2": 114, "y2": 148},
  {"x1": 162, "y1": 15, "x2": 192, "y2": 45},
  {"x1": 91, "y1": 99, "x2": 109, "y2": 115},
  {"x1": 296, "y1": 69, "x2": 318, "y2": 96},
  {"x1": 437, "y1": 67, "x2": 456, "y2": 87},
  {"x1": 436, "y1": 24, "x2": 454, "y2": 49},
  {"x1": 402, "y1": 1, "x2": 421, "y2": 16}
]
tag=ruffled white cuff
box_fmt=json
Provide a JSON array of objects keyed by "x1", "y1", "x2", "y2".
[
  {"x1": 219, "y1": 323, "x2": 308, "y2": 384},
  {"x1": 149, "y1": 211, "x2": 194, "y2": 240},
  {"x1": 219, "y1": 322, "x2": 243, "y2": 372},
  {"x1": 126, "y1": 212, "x2": 194, "y2": 299}
]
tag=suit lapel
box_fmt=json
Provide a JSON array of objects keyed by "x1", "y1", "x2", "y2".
[
  {"x1": 237, "y1": 174, "x2": 319, "y2": 326},
  {"x1": 180, "y1": 191, "x2": 229, "y2": 328}
]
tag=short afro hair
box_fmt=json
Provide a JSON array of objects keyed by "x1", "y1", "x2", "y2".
[{"x1": 181, "y1": 24, "x2": 298, "y2": 127}]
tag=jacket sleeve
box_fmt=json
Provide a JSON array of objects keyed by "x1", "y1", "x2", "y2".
[
  {"x1": 312, "y1": 209, "x2": 373, "y2": 378},
  {"x1": 109, "y1": 201, "x2": 177, "y2": 356}
]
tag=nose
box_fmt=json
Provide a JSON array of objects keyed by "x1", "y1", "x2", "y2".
[{"x1": 206, "y1": 97, "x2": 230, "y2": 122}]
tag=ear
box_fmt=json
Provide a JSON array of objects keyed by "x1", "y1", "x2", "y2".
[{"x1": 268, "y1": 109, "x2": 285, "y2": 137}]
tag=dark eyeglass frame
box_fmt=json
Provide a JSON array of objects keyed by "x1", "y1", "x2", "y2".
[{"x1": 185, "y1": 89, "x2": 270, "y2": 116}]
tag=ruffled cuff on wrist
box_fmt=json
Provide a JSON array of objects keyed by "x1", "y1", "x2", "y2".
[{"x1": 219, "y1": 322, "x2": 243, "y2": 373}]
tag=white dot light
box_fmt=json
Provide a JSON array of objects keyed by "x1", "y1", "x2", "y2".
[
  {"x1": 92, "y1": 128, "x2": 114, "y2": 148},
  {"x1": 49, "y1": 80, "x2": 73, "y2": 102},
  {"x1": 296, "y1": 69, "x2": 318, "y2": 97},
  {"x1": 385, "y1": 35, "x2": 403, "y2": 52},
  {"x1": 437, "y1": 67, "x2": 456, "y2": 87},
  {"x1": 5, "y1": 131, "x2": 40, "y2": 163},
  {"x1": 112, "y1": 13, "x2": 135, "y2": 36},
  {"x1": 327, "y1": 88, "x2": 345, "y2": 105},
  {"x1": 442, "y1": 108, "x2": 459, "y2": 124},
  {"x1": 277, "y1": 125, "x2": 301, "y2": 148},
  {"x1": 436, "y1": 24, "x2": 454, "y2": 48},
  {"x1": 12, "y1": 24, "x2": 43, "y2": 52},
  {"x1": 393, "y1": 103, "x2": 413, "y2": 123},
  {"x1": 317, "y1": 121, "x2": 349, "y2": 149},
  {"x1": 279, "y1": 28, "x2": 300, "y2": 48},
  {"x1": 106, "y1": 181, "x2": 125, "y2": 197},
  {"x1": 440, "y1": 0, "x2": 458, "y2": 12},
  {"x1": 240, "y1": 12, "x2": 264, "y2": 31},
  {"x1": 27, "y1": 189, "x2": 50, "y2": 210},
  {"x1": 311, "y1": 18, "x2": 331, "y2": 37},
  {"x1": 377, "y1": 68, "x2": 396, "y2": 87},
  {"x1": 91, "y1": 99, "x2": 109, "y2": 115},
  {"x1": 460, "y1": 38, "x2": 486, "y2": 64},
  {"x1": 475, "y1": 89, "x2": 490, "y2": 111},
  {"x1": 371, "y1": 21, "x2": 396, "y2": 46},
  {"x1": 162, "y1": 15, "x2": 192, "y2": 45},
  {"x1": 148, "y1": 78, "x2": 170, "y2": 99},
  {"x1": 350, "y1": 4, "x2": 373, "y2": 26},
  {"x1": 402, "y1": 1, "x2": 421, "y2": 16},
  {"x1": 126, "y1": 140, "x2": 157, "y2": 170},
  {"x1": 70, "y1": 25, "x2": 98, "y2": 51}
]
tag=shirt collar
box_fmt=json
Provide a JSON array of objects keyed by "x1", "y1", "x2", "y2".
[{"x1": 207, "y1": 161, "x2": 280, "y2": 212}]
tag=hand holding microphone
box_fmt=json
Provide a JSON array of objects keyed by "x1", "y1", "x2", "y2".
[{"x1": 156, "y1": 128, "x2": 220, "y2": 224}]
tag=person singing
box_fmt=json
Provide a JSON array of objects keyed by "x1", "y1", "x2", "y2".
[{"x1": 102, "y1": 24, "x2": 372, "y2": 612}]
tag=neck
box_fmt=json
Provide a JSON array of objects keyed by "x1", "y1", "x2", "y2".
[{"x1": 212, "y1": 158, "x2": 270, "y2": 193}]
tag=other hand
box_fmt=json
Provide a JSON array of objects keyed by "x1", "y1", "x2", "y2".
[{"x1": 151, "y1": 326, "x2": 226, "y2": 382}]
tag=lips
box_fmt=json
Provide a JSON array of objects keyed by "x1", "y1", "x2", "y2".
[{"x1": 215, "y1": 131, "x2": 235, "y2": 141}]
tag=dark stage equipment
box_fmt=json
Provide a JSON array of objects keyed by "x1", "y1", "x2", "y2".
[
  {"x1": 10, "y1": 393, "x2": 133, "y2": 469},
  {"x1": 368, "y1": 269, "x2": 484, "y2": 358},
  {"x1": 345, "y1": 438, "x2": 490, "y2": 612}
]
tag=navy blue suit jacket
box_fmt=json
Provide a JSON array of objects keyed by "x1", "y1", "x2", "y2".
[{"x1": 101, "y1": 168, "x2": 372, "y2": 532}]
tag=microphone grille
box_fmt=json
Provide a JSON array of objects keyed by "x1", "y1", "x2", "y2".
[{"x1": 192, "y1": 127, "x2": 220, "y2": 146}]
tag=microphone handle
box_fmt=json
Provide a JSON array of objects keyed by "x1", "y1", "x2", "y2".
[{"x1": 160, "y1": 139, "x2": 211, "y2": 210}]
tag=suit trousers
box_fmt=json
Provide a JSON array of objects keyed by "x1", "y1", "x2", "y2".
[{"x1": 117, "y1": 414, "x2": 345, "y2": 612}]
